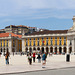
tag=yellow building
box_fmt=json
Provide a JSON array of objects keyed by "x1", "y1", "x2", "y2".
[
  {"x1": 22, "y1": 16, "x2": 75, "y2": 54},
  {"x1": 1, "y1": 16, "x2": 75, "y2": 55},
  {"x1": 0, "y1": 33, "x2": 22, "y2": 54},
  {"x1": 22, "y1": 30, "x2": 69, "y2": 54}
]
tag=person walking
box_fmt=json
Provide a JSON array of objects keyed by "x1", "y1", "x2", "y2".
[
  {"x1": 45, "y1": 52, "x2": 47, "y2": 62},
  {"x1": 33, "y1": 52, "x2": 36, "y2": 62},
  {"x1": 0, "y1": 52, "x2": 1, "y2": 57},
  {"x1": 37, "y1": 52, "x2": 41, "y2": 63},
  {"x1": 42, "y1": 52, "x2": 46, "y2": 68},
  {"x1": 5, "y1": 50, "x2": 10, "y2": 65},
  {"x1": 28, "y1": 53, "x2": 32, "y2": 65}
]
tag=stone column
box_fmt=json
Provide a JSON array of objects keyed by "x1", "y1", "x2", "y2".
[
  {"x1": 9, "y1": 39, "x2": 12, "y2": 53},
  {"x1": 32, "y1": 47, "x2": 33, "y2": 52},
  {"x1": 44, "y1": 47, "x2": 46, "y2": 52},
  {"x1": 57, "y1": 47, "x2": 59, "y2": 54},
  {"x1": 40, "y1": 47, "x2": 41, "y2": 53},
  {"x1": 72, "y1": 39, "x2": 74, "y2": 54},
  {"x1": 15, "y1": 40, "x2": 18, "y2": 52},
  {"x1": 62, "y1": 47, "x2": 63, "y2": 53},
  {"x1": 22, "y1": 39, "x2": 25, "y2": 52},
  {"x1": 28, "y1": 47, "x2": 29, "y2": 52},
  {"x1": 53, "y1": 47, "x2": 55, "y2": 54},
  {"x1": 48, "y1": 47, "x2": 50, "y2": 53},
  {"x1": 67, "y1": 40, "x2": 70, "y2": 54}
]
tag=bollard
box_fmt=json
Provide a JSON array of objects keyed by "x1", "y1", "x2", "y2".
[{"x1": 66, "y1": 54, "x2": 70, "y2": 62}]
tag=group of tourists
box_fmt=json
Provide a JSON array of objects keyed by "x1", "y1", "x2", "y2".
[
  {"x1": 0, "y1": 50, "x2": 48, "y2": 68},
  {"x1": 28, "y1": 52, "x2": 47, "y2": 68}
]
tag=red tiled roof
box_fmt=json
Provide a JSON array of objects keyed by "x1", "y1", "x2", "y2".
[
  {"x1": 11, "y1": 33, "x2": 22, "y2": 38},
  {"x1": 0, "y1": 33, "x2": 9, "y2": 37},
  {"x1": 0, "y1": 33, "x2": 22, "y2": 38}
]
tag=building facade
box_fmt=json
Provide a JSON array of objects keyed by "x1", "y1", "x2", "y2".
[
  {"x1": 22, "y1": 16, "x2": 75, "y2": 54},
  {"x1": 0, "y1": 33, "x2": 22, "y2": 54},
  {"x1": 0, "y1": 16, "x2": 75, "y2": 54},
  {"x1": 22, "y1": 30, "x2": 68, "y2": 54},
  {"x1": 5, "y1": 25, "x2": 29, "y2": 35}
]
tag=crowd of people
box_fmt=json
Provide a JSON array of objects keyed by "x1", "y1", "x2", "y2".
[
  {"x1": 0, "y1": 51, "x2": 52, "y2": 68},
  {"x1": 27, "y1": 52, "x2": 48, "y2": 68}
]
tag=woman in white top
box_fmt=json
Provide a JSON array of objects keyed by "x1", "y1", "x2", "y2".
[{"x1": 28, "y1": 53, "x2": 32, "y2": 65}]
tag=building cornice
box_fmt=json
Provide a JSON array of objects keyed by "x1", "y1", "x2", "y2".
[{"x1": 22, "y1": 33, "x2": 67, "y2": 38}]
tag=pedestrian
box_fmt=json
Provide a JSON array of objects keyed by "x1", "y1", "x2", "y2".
[
  {"x1": 37, "y1": 52, "x2": 41, "y2": 63},
  {"x1": 13, "y1": 52, "x2": 14, "y2": 56},
  {"x1": 45, "y1": 52, "x2": 47, "y2": 59},
  {"x1": 0, "y1": 52, "x2": 1, "y2": 57},
  {"x1": 33, "y1": 52, "x2": 36, "y2": 62},
  {"x1": 5, "y1": 50, "x2": 10, "y2": 65},
  {"x1": 28, "y1": 53, "x2": 32, "y2": 65},
  {"x1": 42, "y1": 52, "x2": 46, "y2": 68}
]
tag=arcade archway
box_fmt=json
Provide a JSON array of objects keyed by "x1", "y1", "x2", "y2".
[
  {"x1": 1, "y1": 48, "x2": 2, "y2": 52},
  {"x1": 41, "y1": 47, "x2": 44, "y2": 53},
  {"x1": 46, "y1": 47, "x2": 49, "y2": 54},
  {"x1": 55, "y1": 47, "x2": 57, "y2": 54},
  {"x1": 25, "y1": 47, "x2": 28, "y2": 53},
  {"x1": 59, "y1": 47, "x2": 62, "y2": 54},
  {"x1": 12, "y1": 48, "x2": 15, "y2": 52},
  {"x1": 29, "y1": 47, "x2": 32, "y2": 53},
  {"x1": 50, "y1": 47, "x2": 53, "y2": 53},
  {"x1": 33, "y1": 47, "x2": 36, "y2": 51},
  {"x1": 63, "y1": 47, "x2": 67, "y2": 53},
  {"x1": 69, "y1": 47, "x2": 72, "y2": 53}
]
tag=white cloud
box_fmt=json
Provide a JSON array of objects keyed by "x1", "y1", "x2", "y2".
[{"x1": 0, "y1": 0, "x2": 75, "y2": 19}]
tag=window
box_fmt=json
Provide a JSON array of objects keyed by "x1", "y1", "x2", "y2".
[
  {"x1": 26, "y1": 41, "x2": 28, "y2": 46},
  {"x1": 47, "y1": 37, "x2": 48, "y2": 40},
  {"x1": 55, "y1": 40, "x2": 57, "y2": 45},
  {"x1": 4, "y1": 40, "x2": 5, "y2": 47},
  {"x1": 1, "y1": 41, "x2": 2, "y2": 47},
  {"x1": 38, "y1": 41, "x2": 39, "y2": 46},
  {"x1": 33, "y1": 41, "x2": 35, "y2": 46},
  {"x1": 64, "y1": 37, "x2": 66, "y2": 39},
  {"x1": 30, "y1": 41, "x2": 31, "y2": 46},
  {"x1": 42, "y1": 40, "x2": 44, "y2": 46},
  {"x1": 42, "y1": 38, "x2": 44, "y2": 40},
  {"x1": 46, "y1": 40, "x2": 48, "y2": 46},
  {"x1": 55, "y1": 37, "x2": 57, "y2": 39},
  {"x1": 59, "y1": 40, "x2": 61, "y2": 45},
  {"x1": 64, "y1": 40, "x2": 66, "y2": 45},
  {"x1": 34, "y1": 38, "x2": 35, "y2": 40},
  {"x1": 1, "y1": 43, "x2": 2, "y2": 47},
  {"x1": 51, "y1": 37, "x2": 52, "y2": 39},
  {"x1": 51, "y1": 40, "x2": 53, "y2": 45},
  {"x1": 59, "y1": 37, "x2": 61, "y2": 39},
  {"x1": 7, "y1": 40, "x2": 8, "y2": 47},
  {"x1": 38, "y1": 38, "x2": 39, "y2": 40}
]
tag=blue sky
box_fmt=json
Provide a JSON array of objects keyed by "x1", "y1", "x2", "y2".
[{"x1": 0, "y1": 0, "x2": 75, "y2": 30}]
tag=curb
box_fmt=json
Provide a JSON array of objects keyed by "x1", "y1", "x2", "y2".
[{"x1": 1, "y1": 66, "x2": 75, "y2": 75}]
